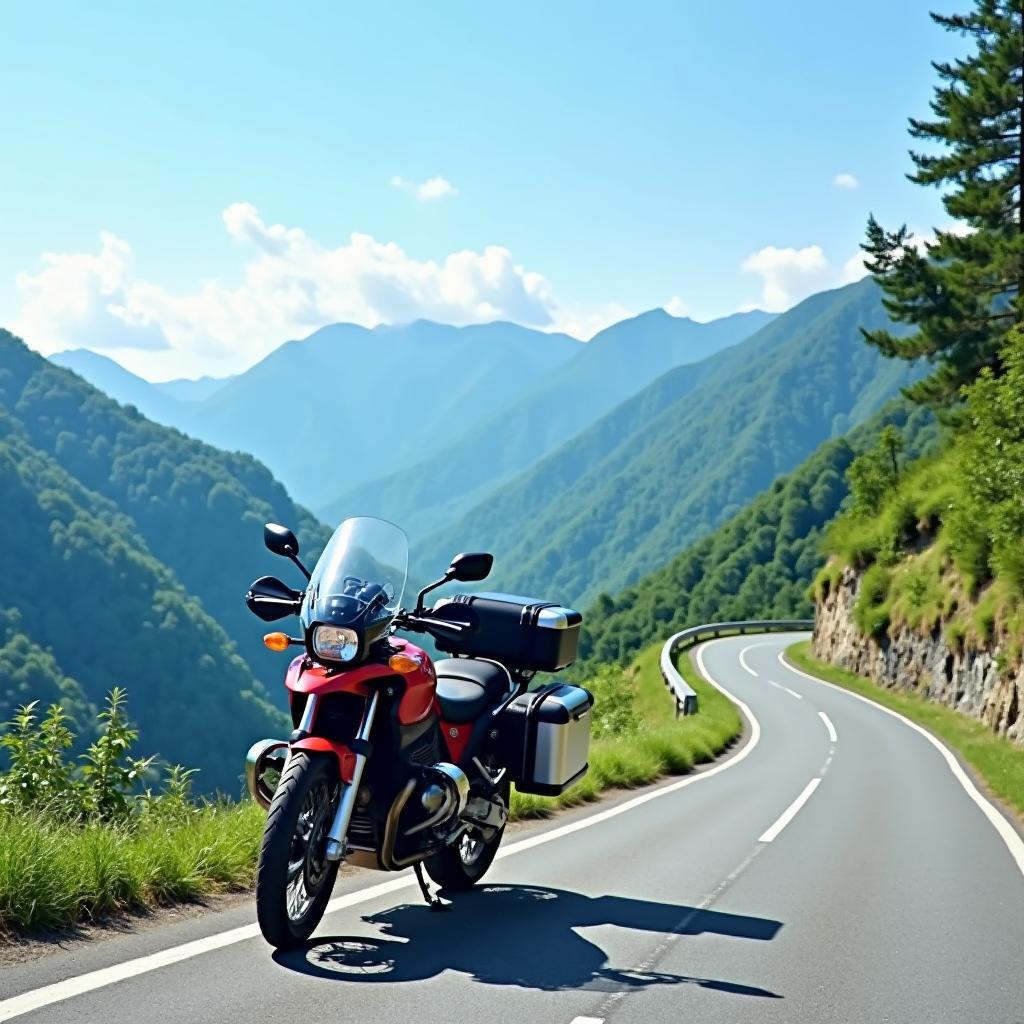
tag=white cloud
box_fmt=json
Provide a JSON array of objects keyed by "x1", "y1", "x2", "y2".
[
  {"x1": 390, "y1": 175, "x2": 459, "y2": 201},
  {"x1": 663, "y1": 296, "x2": 690, "y2": 318},
  {"x1": 7, "y1": 204, "x2": 614, "y2": 377},
  {"x1": 841, "y1": 250, "x2": 870, "y2": 283},
  {"x1": 547, "y1": 301, "x2": 633, "y2": 340},
  {"x1": 740, "y1": 244, "x2": 832, "y2": 312},
  {"x1": 833, "y1": 172, "x2": 860, "y2": 189},
  {"x1": 12, "y1": 233, "x2": 170, "y2": 354}
]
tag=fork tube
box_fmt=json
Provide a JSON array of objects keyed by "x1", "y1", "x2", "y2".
[{"x1": 324, "y1": 691, "x2": 379, "y2": 862}]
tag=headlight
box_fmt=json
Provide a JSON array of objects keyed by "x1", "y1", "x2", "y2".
[{"x1": 312, "y1": 626, "x2": 360, "y2": 662}]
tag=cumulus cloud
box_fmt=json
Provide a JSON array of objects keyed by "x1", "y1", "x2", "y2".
[
  {"x1": 7, "y1": 204, "x2": 607, "y2": 377},
  {"x1": 390, "y1": 175, "x2": 459, "y2": 201},
  {"x1": 833, "y1": 172, "x2": 860, "y2": 189},
  {"x1": 740, "y1": 244, "x2": 832, "y2": 312},
  {"x1": 12, "y1": 233, "x2": 169, "y2": 354}
]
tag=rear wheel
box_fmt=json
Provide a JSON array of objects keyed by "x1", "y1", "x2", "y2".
[
  {"x1": 424, "y1": 782, "x2": 509, "y2": 891},
  {"x1": 255, "y1": 752, "x2": 340, "y2": 948}
]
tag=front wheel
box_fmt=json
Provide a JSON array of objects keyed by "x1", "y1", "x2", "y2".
[
  {"x1": 255, "y1": 751, "x2": 340, "y2": 948},
  {"x1": 423, "y1": 782, "x2": 509, "y2": 891}
]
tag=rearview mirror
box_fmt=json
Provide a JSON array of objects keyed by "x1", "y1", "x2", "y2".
[
  {"x1": 264, "y1": 523, "x2": 300, "y2": 558},
  {"x1": 246, "y1": 575, "x2": 304, "y2": 622},
  {"x1": 449, "y1": 551, "x2": 493, "y2": 583}
]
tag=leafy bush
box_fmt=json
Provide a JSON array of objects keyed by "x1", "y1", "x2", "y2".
[
  {"x1": 0, "y1": 689, "x2": 170, "y2": 822},
  {"x1": 847, "y1": 425, "x2": 904, "y2": 516},
  {"x1": 583, "y1": 663, "x2": 640, "y2": 737},
  {"x1": 0, "y1": 702, "x2": 78, "y2": 818}
]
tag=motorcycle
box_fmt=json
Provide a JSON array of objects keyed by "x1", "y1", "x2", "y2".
[{"x1": 243, "y1": 516, "x2": 592, "y2": 948}]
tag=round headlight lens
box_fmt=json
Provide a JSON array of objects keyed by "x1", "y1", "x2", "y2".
[{"x1": 312, "y1": 625, "x2": 360, "y2": 663}]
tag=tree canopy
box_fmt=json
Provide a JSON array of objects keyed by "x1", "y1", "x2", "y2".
[{"x1": 863, "y1": 0, "x2": 1024, "y2": 406}]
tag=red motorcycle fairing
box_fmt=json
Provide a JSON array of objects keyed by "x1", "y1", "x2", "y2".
[
  {"x1": 291, "y1": 736, "x2": 358, "y2": 782},
  {"x1": 284, "y1": 639, "x2": 437, "y2": 725},
  {"x1": 283, "y1": 640, "x2": 441, "y2": 780}
]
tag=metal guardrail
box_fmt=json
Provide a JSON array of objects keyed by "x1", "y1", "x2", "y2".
[{"x1": 661, "y1": 619, "x2": 814, "y2": 717}]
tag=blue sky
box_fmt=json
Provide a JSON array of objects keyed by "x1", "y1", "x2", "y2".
[{"x1": 1, "y1": 1, "x2": 961, "y2": 379}]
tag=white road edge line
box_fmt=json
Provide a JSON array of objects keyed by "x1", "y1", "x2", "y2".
[
  {"x1": 778, "y1": 649, "x2": 1024, "y2": 879},
  {"x1": 759, "y1": 777, "x2": 821, "y2": 843},
  {"x1": 819, "y1": 710, "x2": 838, "y2": 743},
  {"x1": 0, "y1": 640, "x2": 761, "y2": 1024},
  {"x1": 738, "y1": 643, "x2": 759, "y2": 676}
]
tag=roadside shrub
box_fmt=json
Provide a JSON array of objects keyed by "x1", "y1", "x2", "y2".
[
  {"x1": 0, "y1": 702, "x2": 79, "y2": 818},
  {"x1": 0, "y1": 689, "x2": 163, "y2": 823},
  {"x1": 854, "y1": 564, "x2": 892, "y2": 637},
  {"x1": 583, "y1": 663, "x2": 640, "y2": 737}
]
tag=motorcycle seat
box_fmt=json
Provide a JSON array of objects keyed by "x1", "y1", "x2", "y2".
[{"x1": 434, "y1": 658, "x2": 511, "y2": 724}]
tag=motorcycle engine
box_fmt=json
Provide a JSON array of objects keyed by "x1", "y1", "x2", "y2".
[{"x1": 408, "y1": 762, "x2": 507, "y2": 842}]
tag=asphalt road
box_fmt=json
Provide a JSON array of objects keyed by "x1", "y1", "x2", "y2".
[{"x1": 3, "y1": 632, "x2": 1024, "y2": 1024}]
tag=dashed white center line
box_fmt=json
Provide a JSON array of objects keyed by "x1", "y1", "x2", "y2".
[
  {"x1": 759, "y1": 777, "x2": 821, "y2": 843},
  {"x1": 819, "y1": 710, "x2": 838, "y2": 743},
  {"x1": 768, "y1": 679, "x2": 802, "y2": 700},
  {"x1": 570, "y1": 1017, "x2": 605, "y2": 1024}
]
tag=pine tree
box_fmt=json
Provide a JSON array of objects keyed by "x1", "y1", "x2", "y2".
[{"x1": 862, "y1": 0, "x2": 1024, "y2": 407}]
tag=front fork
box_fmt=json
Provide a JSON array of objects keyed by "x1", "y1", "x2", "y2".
[{"x1": 324, "y1": 690, "x2": 379, "y2": 862}]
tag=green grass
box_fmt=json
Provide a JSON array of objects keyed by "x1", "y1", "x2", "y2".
[
  {"x1": 787, "y1": 640, "x2": 1024, "y2": 819},
  {"x1": 509, "y1": 640, "x2": 742, "y2": 819},
  {"x1": 0, "y1": 641, "x2": 743, "y2": 938},
  {"x1": 0, "y1": 801, "x2": 265, "y2": 937}
]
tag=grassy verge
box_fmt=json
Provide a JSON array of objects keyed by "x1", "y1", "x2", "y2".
[
  {"x1": 0, "y1": 642, "x2": 743, "y2": 938},
  {"x1": 787, "y1": 640, "x2": 1024, "y2": 819},
  {"x1": 509, "y1": 641, "x2": 742, "y2": 819},
  {"x1": 0, "y1": 801, "x2": 265, "y2": 937}
]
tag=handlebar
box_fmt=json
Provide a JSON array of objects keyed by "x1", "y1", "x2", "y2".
[{"x1": 395, "y1": 611, "x2": 466, "y2": 635}]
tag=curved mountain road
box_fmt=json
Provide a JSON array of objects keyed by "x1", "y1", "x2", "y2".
[{"x1": 3, "y1": 633, "x2": 1023, "y2": 1023}]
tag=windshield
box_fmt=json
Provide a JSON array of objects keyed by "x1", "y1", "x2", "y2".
[{"x1": 300, "y1": 517, "x2": 409, "y2": 631}]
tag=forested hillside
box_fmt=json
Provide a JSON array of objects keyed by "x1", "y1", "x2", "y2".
[
  {"x1": 415, "y1": 277, "x2": 921, "y2": 607},
  {"x1": 320, "y1": 308, "x2": 773, "y2": 538},
  {"x1": 0, "y1": 330, "x2": 332, "y2": 790},
  {"x1": 574, "y1": 401, "x2": 937, "y2": 675}
]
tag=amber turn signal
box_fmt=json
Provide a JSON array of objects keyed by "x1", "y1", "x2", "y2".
[
  {"x1": 388, "y1": 652, "x2": 422, "y2": 674},
  {"x1": 263, "y1": 632, "x2": 292, "y2": 652}
]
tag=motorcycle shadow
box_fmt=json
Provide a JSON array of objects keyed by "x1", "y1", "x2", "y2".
[{"x1": 272, "y1": 883, "x2": 783, "y2": 997}]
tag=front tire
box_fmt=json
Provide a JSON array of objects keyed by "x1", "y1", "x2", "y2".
[
  {"x1": 255, "y1": 751, "x2": 340, "y2": 948},
  {"x1": 424, "y1": 782, "x2": 509, "y2": 891}
]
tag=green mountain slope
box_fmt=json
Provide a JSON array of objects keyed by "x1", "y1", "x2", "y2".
[
  {"x1": 0, "y1": 330, "x2": 337, "y2": 788},
  {"x1": 0, "y1": 403, "x2": 288, "y2": 791},
  {"x1": 573, "y1": 402, "x2": 938, "y2": 675},
  {"x1": 3, "y1": 331, "x2": 330, "y2": 685},
  {"x1": 414, "y1": 278, "x2": 920, "y2": 606},
  {"x1": 320, "y1": 308, "x2": 774, "y2": 538}
]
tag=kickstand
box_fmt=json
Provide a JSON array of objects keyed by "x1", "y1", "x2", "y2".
[{"x1": 414, "y1": 862, "x2": 451, "y2": 912}]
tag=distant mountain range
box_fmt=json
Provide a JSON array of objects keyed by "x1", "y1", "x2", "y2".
[
  {"x1": 411, "y1": 277, "x2": 923, "y2": 607},
  {"x1": 49, "y1": 310, "x2": 773, "y2": 518},
  {"x1": 52, "y1": 348, "x2": 230, "y2": 417},
  {"x1": 53, "y1": 320, "x2": 584, "y2": 508},
  {"x1": 319, "y1": 308, "x2": 775, "y2": 538}
]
